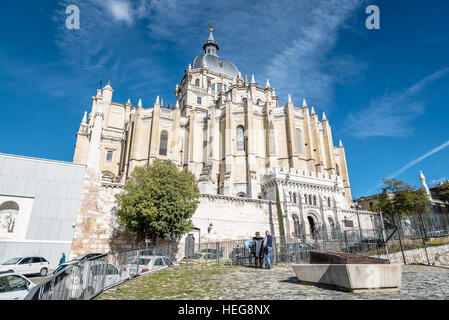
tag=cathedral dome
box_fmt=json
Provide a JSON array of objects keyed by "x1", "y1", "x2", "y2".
[
  {"x1": 192, "y1": 27, "x2": 239, "y2": 78},
  {"x1": 192, "y1": 54, "x2": 239, "y2": 78}
]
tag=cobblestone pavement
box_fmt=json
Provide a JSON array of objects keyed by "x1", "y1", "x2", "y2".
[{"x1": 97, "y1": 264, "x2": 449, "y2": 300}]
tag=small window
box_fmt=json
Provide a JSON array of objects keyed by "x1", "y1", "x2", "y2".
[
  {"x1": 159, "y1": 131, "x2": 168, "y2": 156},
  {"x1": 257, "y1": 99, "x2": 262, "y2": 105},
  {"x1": 242, "y1": 98, "x2": 247, "y2": 103},
  {"x1": 195, "y1": 79, "x2": 200, "y2": 87},
  {"x1": 236, "y1": 126, "x2": 245, "y2": 151},
  {"x1": 313, "y1": 196, "x2": 317, "y2": 206},
  {"x1": 107, "y1": 264, "x2": 119, "y2": 275},
  {"x1": 19, "y1": 258, "x2": 32, "y2": 265},
  {"x1": 293, "y1": 193, "x2": 297, "y2": 203},
  {"x1": 296, "y1": 129, "x2": 303, "y2": 155},
  {"x1": 197, "y1": 97, "x2": 202, "y2": 105},
  {"x1": 0, "y1": 277, "x2": 6, "y2": 293},
  {"x1": 344, "y1": 219, "x2": 354, "y2": 228},
  {"x1": 308, "y1": 195, "x2": 312, "y2": 205},
  {"x1": 336, "y1": 164, "x2": 340, "y2": 176},
  {"x1": 155, "y1": 258, "x2": 164, "y2": 266},
  {"x1": 328, "y1": 197, "x2": 331, "y2": 207},
  {"x1": 6, "y1": 275, "x2": 28, "y2": 291},
  {"x1": 106, "y1": 150, "x2": 114, "y2": 162}
]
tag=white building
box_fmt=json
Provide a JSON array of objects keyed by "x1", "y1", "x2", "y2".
[{"x1": 0, "y1": 153, "x2": 85, "y2": 268}]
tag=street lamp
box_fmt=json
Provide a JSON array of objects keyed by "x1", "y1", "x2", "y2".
[{"x1": 353, "y1": 198, "x2": 363, "y2": 241}]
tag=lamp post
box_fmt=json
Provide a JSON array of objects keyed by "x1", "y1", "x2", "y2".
[{"x1": 353, "y1": 198, "x2": 363, "y2": 241}]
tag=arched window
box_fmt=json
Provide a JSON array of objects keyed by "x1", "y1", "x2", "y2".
[
  {"x1": 236, "y1": 126, "x2": 245, "y2": 151},
  {"x1": 197, "y1": 97, "x2": 202, "y2": 105},
  {"x1": 293, "y1": 193, "x2": 297, "y2": 203},
  {"x1": 257, "y1": 99, "x2": 262, "y2": 105},
  {"x1": 236, "y1": 192, "x2": 246, "y2": 198},
  {"x1": 304, "y1": 195, "x2": 308, "y2": 205},
  {"x1": 268, "y1": 123, "x2": 276, "y2": 155},
  {"x1": 292, "y1": 214, "x2": 301, "y2": 238},
  {"x1": 313, "y1": 195, "x2": 317, "y2": 206},
  {"x1": 195, "y1": 79, "x2": 200, "y2": 87},
  {"x1": 336, "y1": 164, "x2": 340, "y2": 176},
  {"x1": 328, "y1": 197, "x2": 331, "y2": 207},
  {"x1": 309, "y1": 195, "x2": 312, "y2": 205},
  {"x1": 242, "y1": 97, "x2": 247, "y2": 103},
  {"x1": 0, "y1": 201, "x2": 19, "y2": 234},
  {"x1": 289, "y1": 192, "x2": 292, "y2": 202},
  {"x1": 183, "y1": 132, "x2": 189, "y2": 164},
  {"x1": 296, "y1": 129, "x2": 303, "y2": 155},
  {"x1": 159, "y1": 130, "x2": 168, "y2": 156}
]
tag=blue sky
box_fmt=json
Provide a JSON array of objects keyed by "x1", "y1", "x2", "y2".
[{"x1": 0, "y1": 0, "x2": 448, "y2": 198}]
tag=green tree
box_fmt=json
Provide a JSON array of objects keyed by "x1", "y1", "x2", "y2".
[
  {"x1": 371, "y1": 178, "x2": 431, "y2": 228},
  {"x1": 114, "y1": 159, "x2": 200, "y2": 244},
  {"x1": 437, "y1": 182, "x2": 449, "y2": 202}
]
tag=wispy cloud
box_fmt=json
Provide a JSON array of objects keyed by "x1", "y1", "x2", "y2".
[
  {"x1": 365, "y1": 139, "x2": 449, "y2": 194},
  {"x1": 105, "y1": 0, "x2": 134, "y2": 25},
  {"x1": 430, "y1": 177, "x2": 447, "y2": 185},
  {"x1": 51, "y1": 0, "x2": 365, "y2": 109},
  {"x1": 344, "y1": 67, "x2": 449, "y2": 138},
  {"x1": 264, "y1": 0, "x2": 363, "y2": 108}
]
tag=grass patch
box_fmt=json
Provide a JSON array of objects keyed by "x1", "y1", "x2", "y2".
[{"x1": 96, "y1": 265, "x2": 236, "y2": 300}]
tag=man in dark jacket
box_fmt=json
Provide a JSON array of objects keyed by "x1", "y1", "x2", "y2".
[
  {"x1": 263, "y1": 230, "x2": 273, "y2": 269},
  {"x1": 252, "y1": 232, "x2": 264, "y2": 268}
]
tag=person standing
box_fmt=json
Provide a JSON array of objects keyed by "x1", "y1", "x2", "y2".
[
  {"x1": 263, "y1": 230, "x2": 273, "y2": 269},
  {"x1": 59, "y1": 252, "x2": 66, "y2": 265},
  {"x1": 252, "y1": 232, "x2": 264, "y2": 268}
]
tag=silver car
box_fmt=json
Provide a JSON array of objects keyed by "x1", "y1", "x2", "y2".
[{"x1": 0, "y1": 271, "x2": 36, "y2": 300}]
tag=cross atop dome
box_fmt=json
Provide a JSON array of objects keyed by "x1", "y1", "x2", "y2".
[{"x1": 203, "y1": 23, "x2": 219, "y2": 56}]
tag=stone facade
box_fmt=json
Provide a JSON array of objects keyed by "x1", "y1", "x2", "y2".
[{"x1": 70, "y1": 28, "x2": 376, "y2": 257}]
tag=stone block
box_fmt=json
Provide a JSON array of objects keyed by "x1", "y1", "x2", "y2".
[
  {"x1": 309, "y1": 251, "x2": 389, "y2": 265},
  {"x1": 292, "y1": 263, "x2": 402, "y2": 292}
]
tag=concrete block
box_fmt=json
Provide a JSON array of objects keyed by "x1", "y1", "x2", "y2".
[{"x1": 292, "y1": 263, "x2": 402, "y2": 292}]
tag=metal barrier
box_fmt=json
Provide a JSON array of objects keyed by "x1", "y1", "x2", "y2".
[
  {"x1": 25, "y1": 247, "x2": 176, "y2": 300},
  {"x1": 179, "y1": 236, "x2": 380, "y2": 267}
]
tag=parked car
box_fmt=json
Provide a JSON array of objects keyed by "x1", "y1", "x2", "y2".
[
  {"x1": 200, "y1": 248, "x2": 224, "y2": 258},
  {"x1": 180, "y1": 252, "x2": 231, "y2": 266},
  {"x1": 427, "y1": 230, "x2": 447, "y2": 238},
  {"x1": 229, "y1": 246, "x2": 252, "y2": 266},
  {"x1": 0, "y1": 257, "x2": 49, "y2": 276},
  {"x1": 124, "y1": 256, "x2": 172, "y2": 275},
  {"x1": 284, "y1": 242, "x2": 315, "y2": 262},
  {"x1": 71, "y1": 253, "x2": 104, "y2": 262},
  {"x1": 0, "y1": 271, "x2": 36, "y2": 300},
  {"x1": 51, "y1": 261, "x2": 80, "y2": 276},
  {"x1": 360, "y1": 236, "x2": 384, "y2": 248}
]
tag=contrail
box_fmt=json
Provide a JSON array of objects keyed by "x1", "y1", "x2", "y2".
[{"x1": 365, "y1": 139, "x2": 449, "y2": 195}]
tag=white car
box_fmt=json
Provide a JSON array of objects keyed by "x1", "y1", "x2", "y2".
[
  {"x1": 124, "y1": 255, "x2": 171, "y2": 275},
  {"x1": 0, "y1": 271, "x2": 36, "y2": 300},
  {"x1": 0, "y1": 257, "x2": 50, "y2": 276}
]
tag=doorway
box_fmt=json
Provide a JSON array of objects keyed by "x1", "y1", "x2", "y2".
[{"x1": 307, "y1": 216, "x2": 316, "y2": 238}]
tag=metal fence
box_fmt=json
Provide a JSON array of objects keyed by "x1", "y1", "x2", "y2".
[
  {"x1": 180, "y1": 235, "x2": 380, "y2": 267},
  {"x1": 25, "y1": 246, "x2": 177, "y2": 300}
]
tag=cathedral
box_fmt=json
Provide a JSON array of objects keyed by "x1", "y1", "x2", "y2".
[{"x1": 71, "y1": 28, "x2": 376, "y2": 256}]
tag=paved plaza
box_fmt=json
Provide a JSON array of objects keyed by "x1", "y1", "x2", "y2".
[{"x1": 96, "y1": 264, "x2": 449, "y2": 300}]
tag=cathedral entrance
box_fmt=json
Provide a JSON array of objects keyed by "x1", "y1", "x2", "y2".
[{"x1": 307, "y1": 216, "x2": 317, "y2": 239}]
